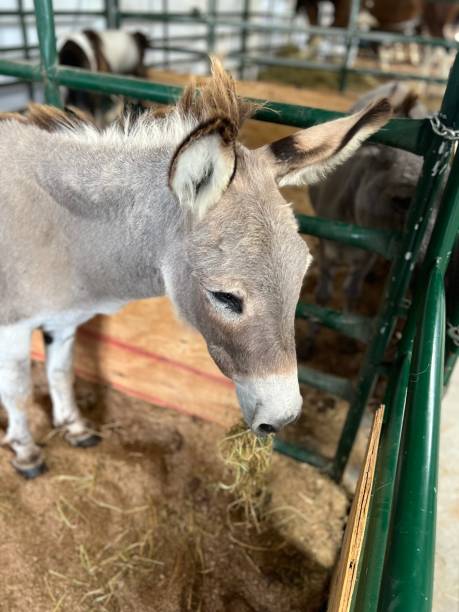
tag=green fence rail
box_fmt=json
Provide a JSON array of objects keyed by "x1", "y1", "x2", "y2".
[
  {"x1": 0, "y1": 2, "x2": 458, "y2": 609},
  {"x1": 2, "y1": 0, "x2": 459, "y2": 106}
]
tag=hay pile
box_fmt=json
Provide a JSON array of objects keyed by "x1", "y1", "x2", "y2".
[
  {"x1": 0, "y1": 363, "x2": 348, "y2": 612},
  {"x1": 219, "y1": 423, "x2": 274, "y2": 528}
]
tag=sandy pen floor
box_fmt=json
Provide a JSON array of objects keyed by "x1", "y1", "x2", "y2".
[{"x1": 0, "y1": 362, "x2": 348, "y2": 612}]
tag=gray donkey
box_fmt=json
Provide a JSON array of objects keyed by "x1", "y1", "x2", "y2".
[
  {"x1": 0, "y1": 60, "x2": 390, "y2": 477},
  {"x1": 299, "y1": 82, "x2": 425, "y2": 358}
]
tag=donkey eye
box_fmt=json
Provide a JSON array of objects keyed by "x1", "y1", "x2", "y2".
[{"x1": 210, "y1": 291, "x2": 243, "y2": 314}]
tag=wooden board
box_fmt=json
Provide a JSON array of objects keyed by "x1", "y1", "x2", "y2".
[{"x1": 327, "y1": 405, "x2": 385, "y2": 612}]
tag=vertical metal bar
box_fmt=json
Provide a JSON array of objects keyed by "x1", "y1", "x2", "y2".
[
  {"x1": 267, "y1": 0, "x2": 275, "y2": 52},
  {"x1": 419, "y1": 119, "x2": 459, "y2": 388},
  {"x1": 444, "y1": 257, "x2": 459, "y2": 386},
  {"x1": 33, "y1": 0, "x2": 62, "y2": 107},
  {"x1": 106, "y1": 0, "x2": 121, "y2": 29},
  {"x1": 18, "y1": 0, "x2": 34, "y2": 101},
  {"x1": 351, "y1": 337, "x2": 414, "y2": 611},
  {"x1": 378, "y1": 266, "x2": 445, "y2": 612},
  {"x1": 331, "y1": 51, "x2": 459, "y2": 482},
  {"x1": 207, "y1": 0, "x2": 217, "y2": 72},
  {"x1": 162, "y1": 0, "x2": 170, "y2": 69},
  {"x1": 339, "y1": 0, "x2": 360, "y2": 91},
  {"x1": 351, "y1": 105, "x2": 458, "y2": 612},
  {"x1": 238, "y1": 0, "x2": 250, "y2": 79},
  {"x1": 421, "y1": 153, "x2": 459, "y2": 279}
]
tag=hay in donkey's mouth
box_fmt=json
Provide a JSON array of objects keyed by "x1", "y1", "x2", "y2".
[{"x1": 219, "y1": 421, "x2": 274, "y2": 529}]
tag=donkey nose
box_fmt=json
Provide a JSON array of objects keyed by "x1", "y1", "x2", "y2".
[{"x1": 256, "y1": 423, "x2": 278, "y2": 435}]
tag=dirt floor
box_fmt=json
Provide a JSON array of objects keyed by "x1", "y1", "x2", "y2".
[{"x1": 0, "y1": 363, "x2": 348, "y2": 612}]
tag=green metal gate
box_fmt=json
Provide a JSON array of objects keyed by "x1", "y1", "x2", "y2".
[{"x1": 0, "y1": 2, "x2": 458, "y2": 610}]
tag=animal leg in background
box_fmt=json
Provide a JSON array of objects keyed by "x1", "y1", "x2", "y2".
[
  {"x1": 0, "y1": 324, "x2": 45, "y2": 477},
  {"x1": 43, "y1": 325, "x2": 101, "y2": 448},
  {"x1": 343, "y1": 252, "x2": 378, "y2": 312},
  {"x1": 297, "y1": 250, "x2": 338, "y2": 361}
]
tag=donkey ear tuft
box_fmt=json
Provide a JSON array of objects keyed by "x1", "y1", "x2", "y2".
[
  {"x1": 264, "y1": 97, "x2": 392, "y2": 187},
  {"x1": 168, "y1": 116, "x2": 237, "y2": 220}
]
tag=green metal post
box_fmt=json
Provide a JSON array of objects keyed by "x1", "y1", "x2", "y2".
[
  {"x1": 105, "y1": 0, "x2": 113, "y2": 28},
  {"x1": 238, "y1": 0, "x2": 250, "y2": 79},
  {"x1": 33, "y1": 0, "x2": 61, "y2": 107},
  {"x1": 351, "y1": 117, "x2": 459, "y2": 612},
  {"x1": 17, "y1": 0, "x2": 34, "y2": 101},
  {"x1": 339, "y1": 0, "x2": 360, "y2": 91},
  {"x1": 207, "y1": 0, "x2": 217, "y2": 60},
  {"x1": 331, "y1": 51, "x2": 459, "y2": 481},
  {"x1": 378, "y1": 266, "x2": 445, "y2": 612},
  {"x1": 351, "y1": 351, "x2": 412, "y2": 612}
]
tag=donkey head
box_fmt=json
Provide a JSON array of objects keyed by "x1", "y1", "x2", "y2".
[{"x1": 165, "y1": 61, "x2": 391, "y2": 434}]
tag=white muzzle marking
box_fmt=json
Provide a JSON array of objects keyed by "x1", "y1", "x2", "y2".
[{"x1": 234, "y1": 371, "x2": 302, "y2": 434}]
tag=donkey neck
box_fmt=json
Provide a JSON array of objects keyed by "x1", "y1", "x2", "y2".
[{"x1": 35, "y1": 133, "x2": 185, "y2": 303}]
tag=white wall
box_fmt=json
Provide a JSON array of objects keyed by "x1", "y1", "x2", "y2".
[{"x1": 0, "y1": 0, "x2": 296, "y2": 111}]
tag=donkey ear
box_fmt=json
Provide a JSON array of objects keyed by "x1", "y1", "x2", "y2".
[
  {"x1": 264, "y1": 98, "x2": 392, "y2": 187},
  {"x1": 168, "y1": 116, "x2": 237, "y2": 220}
]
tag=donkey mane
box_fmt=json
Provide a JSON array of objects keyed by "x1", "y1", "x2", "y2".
[
  {"x1": 177, "y1": 57, "x2": 256, "y2": 130},
  {"x1": 0, "y1": 58, "x2": 257, "y2": 150},
  {"x1": 0, "y1": 103, "x2": 92, "y2": 132}
]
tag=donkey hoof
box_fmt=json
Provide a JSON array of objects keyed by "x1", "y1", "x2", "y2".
[
  {"x1": 13, "y1": 459, "x2": 48, "y2": 480},
  {"x1": 66, "y1": 431, "x2": 102, "y2": 448}
]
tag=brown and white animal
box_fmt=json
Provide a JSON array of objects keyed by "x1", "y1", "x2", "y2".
[
  {"x1": 58, "y1": 29, "x2": 150, "y2": 123},
  {"x1": 295, "y1": 0, "x2": 459, "y2": 34},
  {"x1": 0, "y1": 60, "x2": 391, "y2": 477}
]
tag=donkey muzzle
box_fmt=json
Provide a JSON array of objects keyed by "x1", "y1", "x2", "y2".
[{"x1": 234, "y1": 371, "x2": 302, "y2": 436}]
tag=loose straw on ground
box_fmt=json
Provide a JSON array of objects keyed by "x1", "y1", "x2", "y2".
[{"x1": 219, "y1": 421, "x2": 274, "y2": 529}]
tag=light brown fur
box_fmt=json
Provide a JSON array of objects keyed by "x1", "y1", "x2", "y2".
[{"x1": 0, "y1": 103, "x2": 93, "y2": 133}]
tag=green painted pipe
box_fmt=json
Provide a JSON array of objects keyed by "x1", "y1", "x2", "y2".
[
  {"x1": 296, "y1": 302, "x2": 374, "y2": 343},
  {"x1": 274, "y1": 438, "x2": 332, "y2": 471},
  {"x1": 378, "y1": 266, "x2": 445, "y2": 612},
  {"x1": 298, "y1": 365, "x2": 355, "y2": 402},
  {"x1": 330, "y1": 51, "x2": 459, "y2": 481},
  {"x1": 296, "y1": 214, "x2": 400, "y2": 259},
  {"x1": 351, "y1": 351, "x2": 412, "y2": 611},
  {"x1": 33, "y1": 0, "x2": 61, "y2": 106},
  {"x1": 242, "y1": 53, "x2": 450, "y2": 86},
  {"x1": 0, "y1": 58, "x2": 426, "y2": 154},
  {"x1": 118, "y1": 11, "x2": 459, "y2": 49}
]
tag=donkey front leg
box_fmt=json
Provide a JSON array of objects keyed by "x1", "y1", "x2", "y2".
[
  {"x1": 0, "y1": 325, "x2": 46, "y2": 478},
  {"x1": 43, "y1": 326, "x2": 101, "y2": 448}
]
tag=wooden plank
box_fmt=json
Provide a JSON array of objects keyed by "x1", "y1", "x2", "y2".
[{"x1": 327, "y1": 405, "x2": 385, "y2": 612}]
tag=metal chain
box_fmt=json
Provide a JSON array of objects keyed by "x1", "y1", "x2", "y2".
[
  {"x1": 447, "y1": 321, "x2": 459, "y2": 347},
  {"x1": 430, "y1": 113, "x2": 459, "y2": 141}
]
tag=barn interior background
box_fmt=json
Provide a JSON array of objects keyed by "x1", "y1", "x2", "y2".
[{"x1": 0, "y1": 1, "x2": 458, "y2": 611}]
